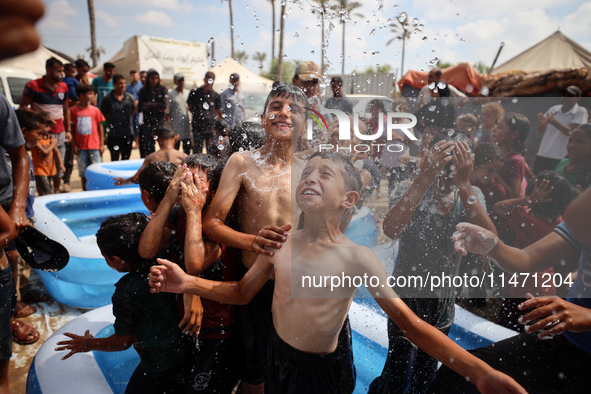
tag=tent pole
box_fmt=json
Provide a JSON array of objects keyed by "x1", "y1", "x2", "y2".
[{"x1": 488, "y1": 42, "x2": 505, "y2": 75}]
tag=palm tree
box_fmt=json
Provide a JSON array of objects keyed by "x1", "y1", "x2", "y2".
[
  {"x1": 269, "y1": 0, "x2": 276, "y2": 61},
  {"x1": 87, "y1": 0, "x2": 98, "y2": 67},
  {"x1": 387, "y1": 13, "x2": 414, "y2": 78},
  {"x1": 276, "y1": 1, "x2": 287, "y2": 81},
  {"x1": 253, "y1": 52, "x2": 267, "y2": 69},
  {"x1": 338, "y1": 0, "x2": 363, "y2": 74},
  {"x1": 235, "y1": 50, "x2": 248, "y2": 64},
  {"x1": 312, "y1": 0, "x2": 333, "y2": 73},
  {"x1": 223, "y1": 0, "x2": 235, "y2": 58}
]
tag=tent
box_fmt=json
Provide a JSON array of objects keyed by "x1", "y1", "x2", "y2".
[
  {"x1": 491, "y1": 31, "x2": 591, "y2": 74},
  {"x1": 0, "y1": 46, "x2": 70, "y2": 77},
  {"x1": 91, "y1": 35, "x2": 209, "y2": 86},
  {"x1": 397, "y1": 62, "x2": 483, "y2": 96},
  {"x1": 206, "y1": 57, "x2": 273, "y2": 93}
]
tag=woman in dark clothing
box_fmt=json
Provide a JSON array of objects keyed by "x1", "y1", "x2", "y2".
[{"x1": 138, "y1": 69, "x2": 168, "y2": 157}]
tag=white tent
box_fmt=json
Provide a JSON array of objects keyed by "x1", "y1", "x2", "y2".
[
  {"x1": 492, "y1": 31, "x2": 591, "y2": 74},
  {"x1": 206, "y1": 57, "x2": 273, "y2": 93},
  {"x1": 0, "y1": 46, "x2": 70, "y2": 77},
  {"x1": 91, "y1": 35, "x2": 209, "y2": 85}
]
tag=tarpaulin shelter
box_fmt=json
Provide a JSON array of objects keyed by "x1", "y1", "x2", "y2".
[
  {"x1": 0, "y1": 46, "x2": 71, "y2": 77},
  {"x1": 206, "y1": 57, "x2": 273, "y2": 93},
  {"x1": 91, "y1": 35, "x2": 209, "y2": 86},
  {"x1": 484, "y1": 31, "x2": 591, "y2": 96},
  {"x1": 397, "y1": 62, "x2": 482, "y2": 96}
]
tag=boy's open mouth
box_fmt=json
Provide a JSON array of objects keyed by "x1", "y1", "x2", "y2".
[{"x1": 301, "y1": 188, "x2": 320, "y2": 196}]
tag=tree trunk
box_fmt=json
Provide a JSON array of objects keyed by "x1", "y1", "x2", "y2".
[
  {"x1": 229, "y1": 0, "x2": 235, "y2": 59},
  {"x1": 87, "y1": 0, "x2": 97, "y2": 68},
  {"x1": 400, "y1": 34, "x2": 406, "y2": 78},
  {"x1": 271, "y1": 0, "x2": 276, "y2": 61},
  {"x1": 277, "y1": 3, "x2": 286, "y2": 81},
  {"x1": 341, "y1": 21, "x2": 345, "y2": 74},
  {"x1": 320, "y1": 10, "x2": 325, "y2": 73}
]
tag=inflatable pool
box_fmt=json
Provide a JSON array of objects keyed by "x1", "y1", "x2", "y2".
[
  {"x1": 33, "y1": 189, "x2": 148, "y2": 308},
  {"x1": 86, "y1": 159, "x2": 144, "y2": 190},
  {"x1": 28, "y1": 301, "x2": 516, "y2": 393}
]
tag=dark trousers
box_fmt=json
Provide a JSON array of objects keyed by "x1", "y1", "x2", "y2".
[
  {"x1": 108, "y1": 135, "x2": 134, "y2": 161},
  {"x1": 62, "y1": 141, "x2": 74, "y2": 184}
]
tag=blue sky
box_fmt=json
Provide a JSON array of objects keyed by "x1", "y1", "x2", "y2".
[{"x1": 37, "y1": 0, "x2": 591, "y2": 78}]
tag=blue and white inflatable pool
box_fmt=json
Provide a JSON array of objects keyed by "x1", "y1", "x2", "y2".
[
  {"x1": 85, "y1": 159, "x2": 144, "y2": 190},
  {"x1": 27, "y1": 302, "x2": 516, "y2": 393},
  {"x1": 33, "y1": 189, "x2": 148, "y2": 308}
]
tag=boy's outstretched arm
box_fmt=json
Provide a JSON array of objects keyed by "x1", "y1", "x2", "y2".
[
  {"x1": 149, "y1": 253, "x2": 273, "y2": 305},
  {"x1": 356, "y1": 250, "x2": 526, "y2": 393},
  {"x1": 452, "y1": 222, "x2": 580, "y2": 273},
  {"x1": 202, "y1": 153, "x2": 275, "y2": 256},
  {"x1": 55, "y1": 330, "x2": 134, "y2": 360},
  {"x1": 383, "y1": 140, "x2": 454, "y2": 239},
  {"x1": 138, "y1": 164, "x2": 185, "y2": 259}
]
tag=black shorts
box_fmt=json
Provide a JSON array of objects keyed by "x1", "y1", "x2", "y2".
[
  {"x1": 186, "y1": 336, "x2": 239, "y2": 393},
  {"x1": 0, "y1": 266, "x2": 15, "y2": 362},
  {"x1": 265, "y1": 326, "x2": 343, "y2": 394},
  {"x1": 235, "y1": 279, "x2": 274, "y2": 385}
]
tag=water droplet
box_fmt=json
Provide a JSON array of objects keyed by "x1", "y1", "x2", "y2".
[
  {"x1": 398, "y1": 12, "x2": 407, "y2": 22},
  {"x1": 217, "y1": 145, "x2": 225, "y2": 150},
  {"x1": 269, "y1": 114, "x2": 275, "y2": 120},
  {"x1": 412, "y1": 18, "x2": 419, "y2": 27},
  {"x1": 481, "y1": 87, "x2": 490, "y2": 96},
  {"x1": 203, "y1": 102, "x2": 210, "y2": 110},
  {"x1": 467, "y1": 196, "x2": 478, "y2": 205},
  {"x1": 226, "y1": 102, "x2": 232, "y2": 108},
  {"x1": 369, "y1": 28, "x2": 376, "y2": 36},
  {"x1": 512, "y1": 98, "x2": 518, "y2": 103},
  {"x1": 422, "y1": 36, "x2": 428, "y2": 41},
  {"x1": 207, "y1": 78, "x2": 214, "y2": 84},
  {"x1": 113, "y1": 145, "x2": 120, "y2": 151},
  {"x1": 428, "y1": 105, "x2": 436, "y2": 112},
  {"x1": 294, "y1": 32, "x2": 299, "y2": 38},
  {"x1": 447, "y1": 129, "x2": 455, "y2": 136}
]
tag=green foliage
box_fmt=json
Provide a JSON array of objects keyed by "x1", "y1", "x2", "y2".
[
  {"x1": 235, "y1": 50, "x2": 249, "y2": 64},
  {"x1": 437, "y1": 60, "x2": 455, "y2": 69},
  {"x1": 262, "y1": 58, "x2": 296, "y2": 82},
  {"x1": 473, "y1": 61, "x2": 490, "y2": 74}
]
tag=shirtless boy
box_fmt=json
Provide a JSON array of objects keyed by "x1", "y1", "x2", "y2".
[
  {"x1": 114, "y1": 124, "x2": 187, "y2": 186},
  {"x1": 201, "y1": 84, "x2": 306, "y2": 393},
  {"x1": 149, "y1": 152, "x2": 526, "y2": 394}
]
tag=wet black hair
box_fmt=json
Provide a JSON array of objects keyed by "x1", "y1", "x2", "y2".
[
  {"x1": 15, "y1": 109, "x2": 47, "y2": 132},
  {"x1": 138, "y1": 161, "x2": 176, "y2": 203},
  {"x1": 429, "y1": 130, "x2": 474, "y2": 174},
  {"x1": 474, "y1": 142, "x2": 505, "y2": 167},
  {"x1": 96, "y1": 212, "x2": 154, "y2": 270},
  {"x1": 504, "y1": 112, "x2": 529, "y2": 155},
  {"x1": 182, "y1": 154, "x2": 222, "y2": 193},
  {"x1": 262, "y1": 83, "x2": 307, "y2": 115},
  {"x1": 229, "y1": 122, "x2": 266, "y2": 154},
  {"x1": 74, "y1": 59, "x2": 90, "y2": 68},
  {"x1": 113, "y1": 74, "x2": 125, "y2": 84},
  {"x1": 526, "y1": 171, "x2": 575, "y2": 218},
  {"x1": 213, "y1": 118, "x2": 228, "y2": 136},
  {"x1": 45, "y1": 57, "x2": 63, "y2": 70},
  {"x1": 309, "y1": 151, "x2": 362, "y2": 193},
  {"x1": 75, "y1": 83, "x2": 95, "y2": 96},
  {"x1": 155, "y1": 122, "x2": 177, "y2": 141}
]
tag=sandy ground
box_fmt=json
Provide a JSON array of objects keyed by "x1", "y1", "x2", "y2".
[{"x1": 8, "y1": 146, "x2": 500, "y2": 393}]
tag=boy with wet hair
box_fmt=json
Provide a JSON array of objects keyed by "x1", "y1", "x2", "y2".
[
  {"x1": 55, "y1": 212, "x2": 193, "y2": 393},
  {"x1": 138, "y1": 155, "x2": 240, "y2": 392},
  {"x1": 114, "y1": 123, "x2": 186, "y2": 186},
  {"x1": 149, "y1": 152, "x2": 526, "y2": 394},
  {"x1": 201, "y1": 83, "x2": 307, "y2": 393},
  {"x1": 229, "y1": 121, "x2": 266, "y2": 154},
  {"x1": 138, "y1": 161, "x2": 177, "y2": 215},
  {"x1": 371, "y1": 131, "x2": 497, "y2": 393}
]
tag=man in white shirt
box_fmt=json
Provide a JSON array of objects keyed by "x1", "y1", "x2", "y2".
[{"x1": 534, "y1": 85, "x2": 588, "y2": 173}]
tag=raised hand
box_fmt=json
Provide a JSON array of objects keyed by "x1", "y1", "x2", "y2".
[
  {"x1": 452, "y1": 222, "x2": 498, "y2": 256},
  {"x1": 527, "y1": 179, "x2": 553, "y2": 205},
  {"x1": 55, "y1": 330, "x2": 93, "y2": 360},
  {"x1": 419, "y1": 140, "x2": 454, "y2": 181},
  {"x1": 148, "y1": 258, "x2": 188, "y2": 294},
  {"x1": 450, "y1": 141, "x2": 474, "y2": 187}
]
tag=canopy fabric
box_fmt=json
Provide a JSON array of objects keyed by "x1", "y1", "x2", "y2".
[
  {"x1": 90, "y1": 35, "x2": 209, "y2": 86},
  {"x1": 0, "y1": 46, "x2": 70, "y2": 77},
  {"x1": 491, "y1": 31, "x2": 591, "y2": 74},
  {"x1": 206, "y1": 57, "x2": 273, "y2": 93},
  {"x1": 397, "y1": 62, "x2": 482, "y2": 96}
]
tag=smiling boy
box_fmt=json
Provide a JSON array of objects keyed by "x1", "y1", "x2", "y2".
[{"x1": 149, "y1": 152, "x2": 526, "y2": 394}]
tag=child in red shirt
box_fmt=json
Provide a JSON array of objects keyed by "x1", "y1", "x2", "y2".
[
  {"x1": 493, "y1": 170, "x2": 576, "y2": 331},
  {"x1": 70, "y1": 84, "x2": 105, "y2": 190}
]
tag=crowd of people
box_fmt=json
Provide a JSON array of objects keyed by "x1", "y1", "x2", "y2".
[{"x1": 2, "y1": 48, "x2": 591, "y2": 394}]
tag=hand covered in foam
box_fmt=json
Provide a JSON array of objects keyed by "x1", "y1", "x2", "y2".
[{"x1": 452, "y1": 222, "x2": 498, "y2": 256}]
